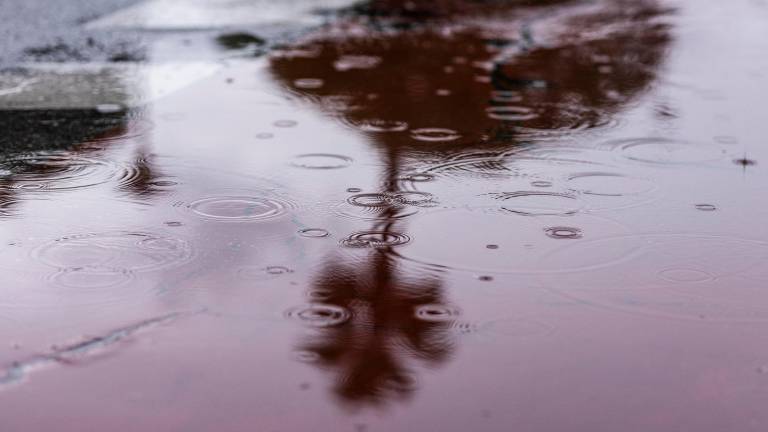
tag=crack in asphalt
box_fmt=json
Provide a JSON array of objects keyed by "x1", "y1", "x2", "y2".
[{"x1": 0, "y1": 309, "x2": 203, "y2": 390}]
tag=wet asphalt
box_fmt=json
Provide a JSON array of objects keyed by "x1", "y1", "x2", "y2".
[{"x1": 0, "y1": 0, "x2": 144, "y2": 65}]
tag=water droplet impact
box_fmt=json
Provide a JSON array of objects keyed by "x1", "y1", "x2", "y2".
[
  {"x1": 355, "y1": 119, "x2": 408, "y2": 132},
  {"x1": 658, "y1": 268, "x2": 713, "y2": 283},
  {"x1": 567, "y1": 172, "x2": 654, "y2": 196},
  {"x1": 490, "y1": 191, "x2": 582, "y2": 216},
  {"x1": 293, "y1": 78, "x2": 324, "y2": 89},
  {"x1": 16, "y1": 183, "x2": 46, "y2": 190},
  {"x1": 544, "y1": 227, "x2": 583, "y2": 239},
  {"x1": 49, "y1": 265, "x2": 134, "y2": 289},
  {"x1": 274, "y1": 120, "x2": 298, "y2": 128},
  {"x1": 164, "y1": 221, "x2": 183, "y2": 227},
  {"x1": 393, "y1": 191, "x2": 434, "y2": 206},
  {"x1": 485, "y1": 106, "x2": 538, "y2": 121},
  {"x1": 334, "y1": 194, "x2": 419, "y2": 221},
  {"x1": 695, "y1": 204, "x2": 717, "y2": 211},
  {"x1": 256, "y1": 132, "x2": 274, "y2": 139},
  {"x1": 401, "y1": 173, "x2": 435, "y2": 182},
  {"x1": 486, "y1": 244, "x2": 499, "y2": 250},
  {"x1": 265, "y1": 266, "x2": 292, "y2": 275},
  {"x1": 0, "y1": 152, "x2": 127, "y2": 192},
  {"x1": 291, "y1": 154, "x2": 353, "y2": 169},
  {"x1": 411, "y1": 128, "x2": 461, "y2": 142},
  {"x1": 414, "y1": 304, "x2": 460, "y2": 322},
  {"x1": 285, "y1": 304, "x2": 351, "y2": 327},
  {"x1": 610, "y1": 138, "x2": 726, "y2": 165},
  {"x1": 34, "y1": 232, "x2": 192, "y2": 273},
  {"x1": 341, "y1": 231, "x2": 411, "y2": 248},
  {"x1": 188, "y1": 196, "x2": 291, "y2": 222},
  {"x1": 299, "y1": 228, "x2": 330, "y2": 238},
  {"x1": 477, "y1": 275, "x2": 494, "y2": 282},
  {"x1": 347, "y1": 193, "x2": 392, "y2": 208},
  {"x1": 344, "y1": 191, "x2": 433, "y2": 212},
  {"x1": 238, "y1": 266, "x2": 294, "y2": 280},
  {"x1": 542, "y1": 234, "x2": 768, "y2": 322}
]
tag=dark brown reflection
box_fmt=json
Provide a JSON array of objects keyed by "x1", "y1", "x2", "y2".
[
  {"x1": 269, "y1": 0, "x2": 672, "y2": 159},
  {"x1": 298, "y1": 250, "x2": 455, "y2": 407},
  {"x1": 117, "y1": 145, "x2": 175, "y2": 199},
  {"x1": 273, "y1": 0, "x2": 672, "y2": 408}
]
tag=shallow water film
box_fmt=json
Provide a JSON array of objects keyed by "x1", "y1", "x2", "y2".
[{"x1": 2, "y1": 0, "x2": 768, "y2": 430}]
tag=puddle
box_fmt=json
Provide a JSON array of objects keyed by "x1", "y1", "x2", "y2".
[{"x1": 3, "y1": 0, "x2": 768, "y2": 430}]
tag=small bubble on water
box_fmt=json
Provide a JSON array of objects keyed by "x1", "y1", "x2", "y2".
[
  {"x1": 544, "y1": 227, "x2": 583, "y2": 239},
  {"x1": 346, "y1": 187, "x2": 362, "y2": 193},
  {"x1": 414, "y1": 304, "x2": 460, "y2": 322},
  {"x1": 478, "y1": 275, "x2": 494, "y2": 282},
  {"x1": 436, "y1": 89, "x2": 452, "y2": 96},
  {"x1": 291, "y1": 153, "x2": 353, "y2": 169},
  {"x1": 150, "y1": 180, "x2": 178, "y2": 187},
  {"x1": 256, "y1": 132, "x2": 274, "y2": 139},
  {"x1": 285, "y1": 304, "x2": 351, "y2": 327},
  {"x1": 530, "y1": 180, "x2": 553, "y2": 188},
  {"x1": 486, "y1": 244, "x2": 499, "y2": 249},
  {"x1": 164, "y1": 221, "x2": 183, "y2": 227},
  {"x1": 266, "y1": 266, "x2": 293, "y2": 275},
  {"x1": 695, "y1": 204, "x2": 717, "y2": 211},
  {"x1": 401, "y1": 173, "x2": 435, "y2": 182},
  {"x1": 299, "y1": 228, "x2": 330, "y2": 238}
]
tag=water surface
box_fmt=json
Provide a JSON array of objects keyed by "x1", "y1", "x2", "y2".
[{"x1": 2, "y1": 0, "x2": 768, "y2": 430}]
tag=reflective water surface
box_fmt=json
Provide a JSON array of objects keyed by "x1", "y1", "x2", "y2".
[{"x1": 2, "y1": 0, "x2": 768, "y2": 430}]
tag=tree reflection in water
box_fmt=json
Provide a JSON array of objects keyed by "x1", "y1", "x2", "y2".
[{"x1": 271, "y1": 0, "x2": 672, "y2": 407}]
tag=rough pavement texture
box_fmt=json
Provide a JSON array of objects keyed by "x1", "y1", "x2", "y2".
[{"x1": 0, "y1": 0, "x2": 145, "y2": 66}]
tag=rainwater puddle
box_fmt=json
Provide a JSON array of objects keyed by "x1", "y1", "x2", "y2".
[{"x1": 3, "y1": 0, "x2": 768, "y2": 430}]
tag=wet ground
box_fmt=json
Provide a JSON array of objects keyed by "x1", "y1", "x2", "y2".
[{"x1": 2, "y1": 0, "x2": 768, "y2": 430}]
